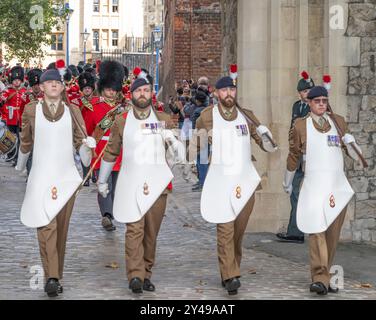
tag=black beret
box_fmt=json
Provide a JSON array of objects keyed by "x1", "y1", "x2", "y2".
[
  {"x1": 307, "y1": 86, "x2": 328, "y2": 100},
  {"x1": 297, "y1": 78, "x2": 315, "y2": 92},
  {"x1": 40, "y1": 69, "x2": 63, "y2": 84},
  {"x1": 131, "y1": 77, "x2": 151, "y2": 93},
  {"x1": 215, "y1": 76, "x2": 237, "y2": 90}
]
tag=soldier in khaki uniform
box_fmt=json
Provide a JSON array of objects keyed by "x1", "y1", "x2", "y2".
[
  {"x1": 15, "y1": 69, "x2": 95, "y2": 297},
  {"x1": 190, "y1": 74, "x2": 277, "y2": 295},
  {"x1": 97, "y1": 76, "x2": 183, "y2": 294},
  {"x1": 284, "y1": 85, "x2": 362, "y2": 295}
]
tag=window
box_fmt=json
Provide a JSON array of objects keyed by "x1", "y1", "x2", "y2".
[
  {"x1": 93, "y1": 0, "x2": 100, "y2": 12},
  {"x1": 51, "y1": 33, "x2": 64, "y2": 51},
  {"x1": 93, "y1": 30, "x2": 99, "y2": 51},
  {"x1": 103, "y1": 0, "x2": 109, "y2": 14},
  {"x1": 112, "y1": 0, "x2": 118, "y2": 13},
  {"x1": 102, "y1": 29, "x2": 109, "y2": 47},
  {"x1": 112, "y1": 30, "x2": 119, "y2": 47}
]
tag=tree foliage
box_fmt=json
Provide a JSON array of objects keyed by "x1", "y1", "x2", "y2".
[{"x1": 0, "y1": 0, "x2": 69, "y2": 63}]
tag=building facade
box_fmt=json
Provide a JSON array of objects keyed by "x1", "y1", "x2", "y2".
[
  {"x1": 143, "y1": 0, "x2": 165, "y2": 38},
  {"x1": 2, "y1": 0, "x2": 144, "y2": 68}
]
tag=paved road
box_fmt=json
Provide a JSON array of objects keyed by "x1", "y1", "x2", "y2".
[{"x1": 0, "y1": 161, "x2": 375, "y2": 300}]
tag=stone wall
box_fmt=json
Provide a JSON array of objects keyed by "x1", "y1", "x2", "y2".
[
  {"x1": 220, "y1": 0, "x2": 238, "y2": 74},
  {"x1": 346, "y1": 1, "x2": 376, "y2": 242}
]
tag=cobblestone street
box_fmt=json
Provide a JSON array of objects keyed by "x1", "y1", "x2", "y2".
[{"x1": 0, "y1": 161, "x2": 375, "y2": 300}]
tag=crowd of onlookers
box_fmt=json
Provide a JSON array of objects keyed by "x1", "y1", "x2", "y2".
[{"x1": 167, "y1": 76, "x2": 215, "y2": 192}]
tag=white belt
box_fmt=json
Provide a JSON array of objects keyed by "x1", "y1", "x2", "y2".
[{"x1": 101, "y1": 136, "x2": 109, "y2": 141}]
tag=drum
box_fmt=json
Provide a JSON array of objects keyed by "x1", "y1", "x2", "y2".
[{"x1": 0, "y1": 125, "x2": 17, "y2": 156}]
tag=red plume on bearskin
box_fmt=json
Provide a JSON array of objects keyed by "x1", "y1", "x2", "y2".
[{"x1": 323, "y1": 75, "x2": 332, "y2": 90}]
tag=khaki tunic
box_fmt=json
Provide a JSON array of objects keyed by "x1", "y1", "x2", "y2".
[
  {"x1": 20, "y1": 100, "x2": 86, "y2": 154},
  {"x1": 287, "y1": 113, "x2": 349, "y2": 172}
]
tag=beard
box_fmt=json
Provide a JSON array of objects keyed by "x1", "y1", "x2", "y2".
[
  {"x1": 219, "y1": 96, "x2": 236, "y2": 109},
  {"x1": 132, "y1": 96, "x2": 152, "y2": 109}
]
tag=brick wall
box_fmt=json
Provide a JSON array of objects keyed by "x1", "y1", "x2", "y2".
[{"x1": 160, "y1": 0, "x2": 221, "y2": 102}]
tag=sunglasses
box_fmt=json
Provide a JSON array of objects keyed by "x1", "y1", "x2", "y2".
[{"x1": 312, "y1": 98, "x2": 329, "y2": 105}]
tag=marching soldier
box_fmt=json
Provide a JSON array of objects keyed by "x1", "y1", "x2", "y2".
[
  {"x1": 0, "y1": 66, "x2": 27, "y2": 164},
  {"x1": 97, "y1": 74, "x2": 184, "y2": 294},
  {"x1": 85, "y1": 60, "x2": 125, "y2": 231},
  {"x1": 190, "y1": 68, "x2": 277, "y2": 295},
  {"x1": 283, "y1": 82, "x2": 362, "y2": 295},
  {"x1": 15, "y1": 68, "x2": 96, "y2": 297},
  {"x1": 71, "y1": 71, "x2": 99, "y2": 186},
  {"x1": 277, "y1": 71, "x2": 315, "y2": 244}
]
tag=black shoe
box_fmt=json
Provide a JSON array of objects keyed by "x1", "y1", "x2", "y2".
[
  {"x1": 328, "y1": 285, "x2": 339, "y2": 293},
  {"x1": 83, "y1": 180, "x2": 90, "y2": 187},
  {"x1": 102, "y1": 216, "x2": 116, "y2": 231},
  {"x1": 192, "y1": 185, "x2": 203, "y2": 192},
  {"x1": 276, "y1": 233, "x2": 304, "y2": 244},
  {"x1": 57, "y1": 280, "x2": 63, "y2": 294},
  {"x1": 224, "y1": 278, "x2": 241, "y2": 296},
  {"x1": 310, "y1": 282, "x2": 328, "y2": 295},
  {"x1": 129, "y1": 277, "x2": 143, "y2": 294},
  {"x1": 143, "y1": 278, "x2": 156, "y2": 292},
  {"x1": 44, "y1": 278, "x2": 59, "y2": 297}
]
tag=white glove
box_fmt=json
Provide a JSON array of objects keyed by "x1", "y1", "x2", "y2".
[
  {"x1": 15, "y1": 149, "x2": 30, "y2": 173},
  {"x1": 342, "y1": 134, "x2": 362, "y2": 161},
  {"x1": 98, "y1": 182, "x2": 109, "y2": 198},
  {"x1": 256, "y1": 125, "x2": 277, "y2": 153},
  {"x1": 163, "y1": 130, "x2": 186, "y2": 166},
  {"x1": 82, "y1": 136, "x2": 96, "y2": 149},
  {"x1": 342, "y1": 133, "x2": 355, "y2": 145},
  {"x1": 79, "y1": 144, "x2": 92, "y2": 167},
  {"x1": 282, "y1": 170, "x2": 296, "y2": 196}
]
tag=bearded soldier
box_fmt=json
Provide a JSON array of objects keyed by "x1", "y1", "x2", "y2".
[
  {"x1": 97, "y1": 75, "x2": 184, "y2": 294},
  {"x1": 15, "y1": 69, "x2": 96, "y2": 297},
  {"x1": 283, "y1": 84, "x2": 362, "y2": 295},
  {"x1": 190, "y1": 69, "x2": 277, "y2": 295}
]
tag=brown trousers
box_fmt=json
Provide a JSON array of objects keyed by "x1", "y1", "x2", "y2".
[
  {"x1": 309, "y1": 206, "x2": 347, "y2": 288},
  {"x1": 217, "y1": 194, "x2": 255, "y2": 281},
  {"x1": 125, "y1": 194, "x2": 167, "y2": 281},
  {"x1": 37, "y1": 196, "x2": 75, "y2": 280}
]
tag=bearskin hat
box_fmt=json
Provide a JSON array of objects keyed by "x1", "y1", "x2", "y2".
[
  {"x1": 68, "y1": 65, "x2": 79, "y2": 78},
  {"x1": 9, "y1": 66, "x2": 24, "y2": 82},
  {"x1": 27, "y1": 68, "x2": 43, "y2": 87},
  {"x1": 97, "y1": 60, "x2": 125, "y2": 93},
  {"x1": 78, "y1": 71, "x2": 96, "y2": 91}
]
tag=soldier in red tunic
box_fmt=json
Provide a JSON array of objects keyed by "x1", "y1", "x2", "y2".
[
  {"x1": 71, "y1": 71, "x2": 99, "y2": 186},
  {"x1": 85, "y1": 60, "x2": 125, "y2": 231},
  {"x1": 0, "y1": 66, "x2": 27, "y2": 163}
]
